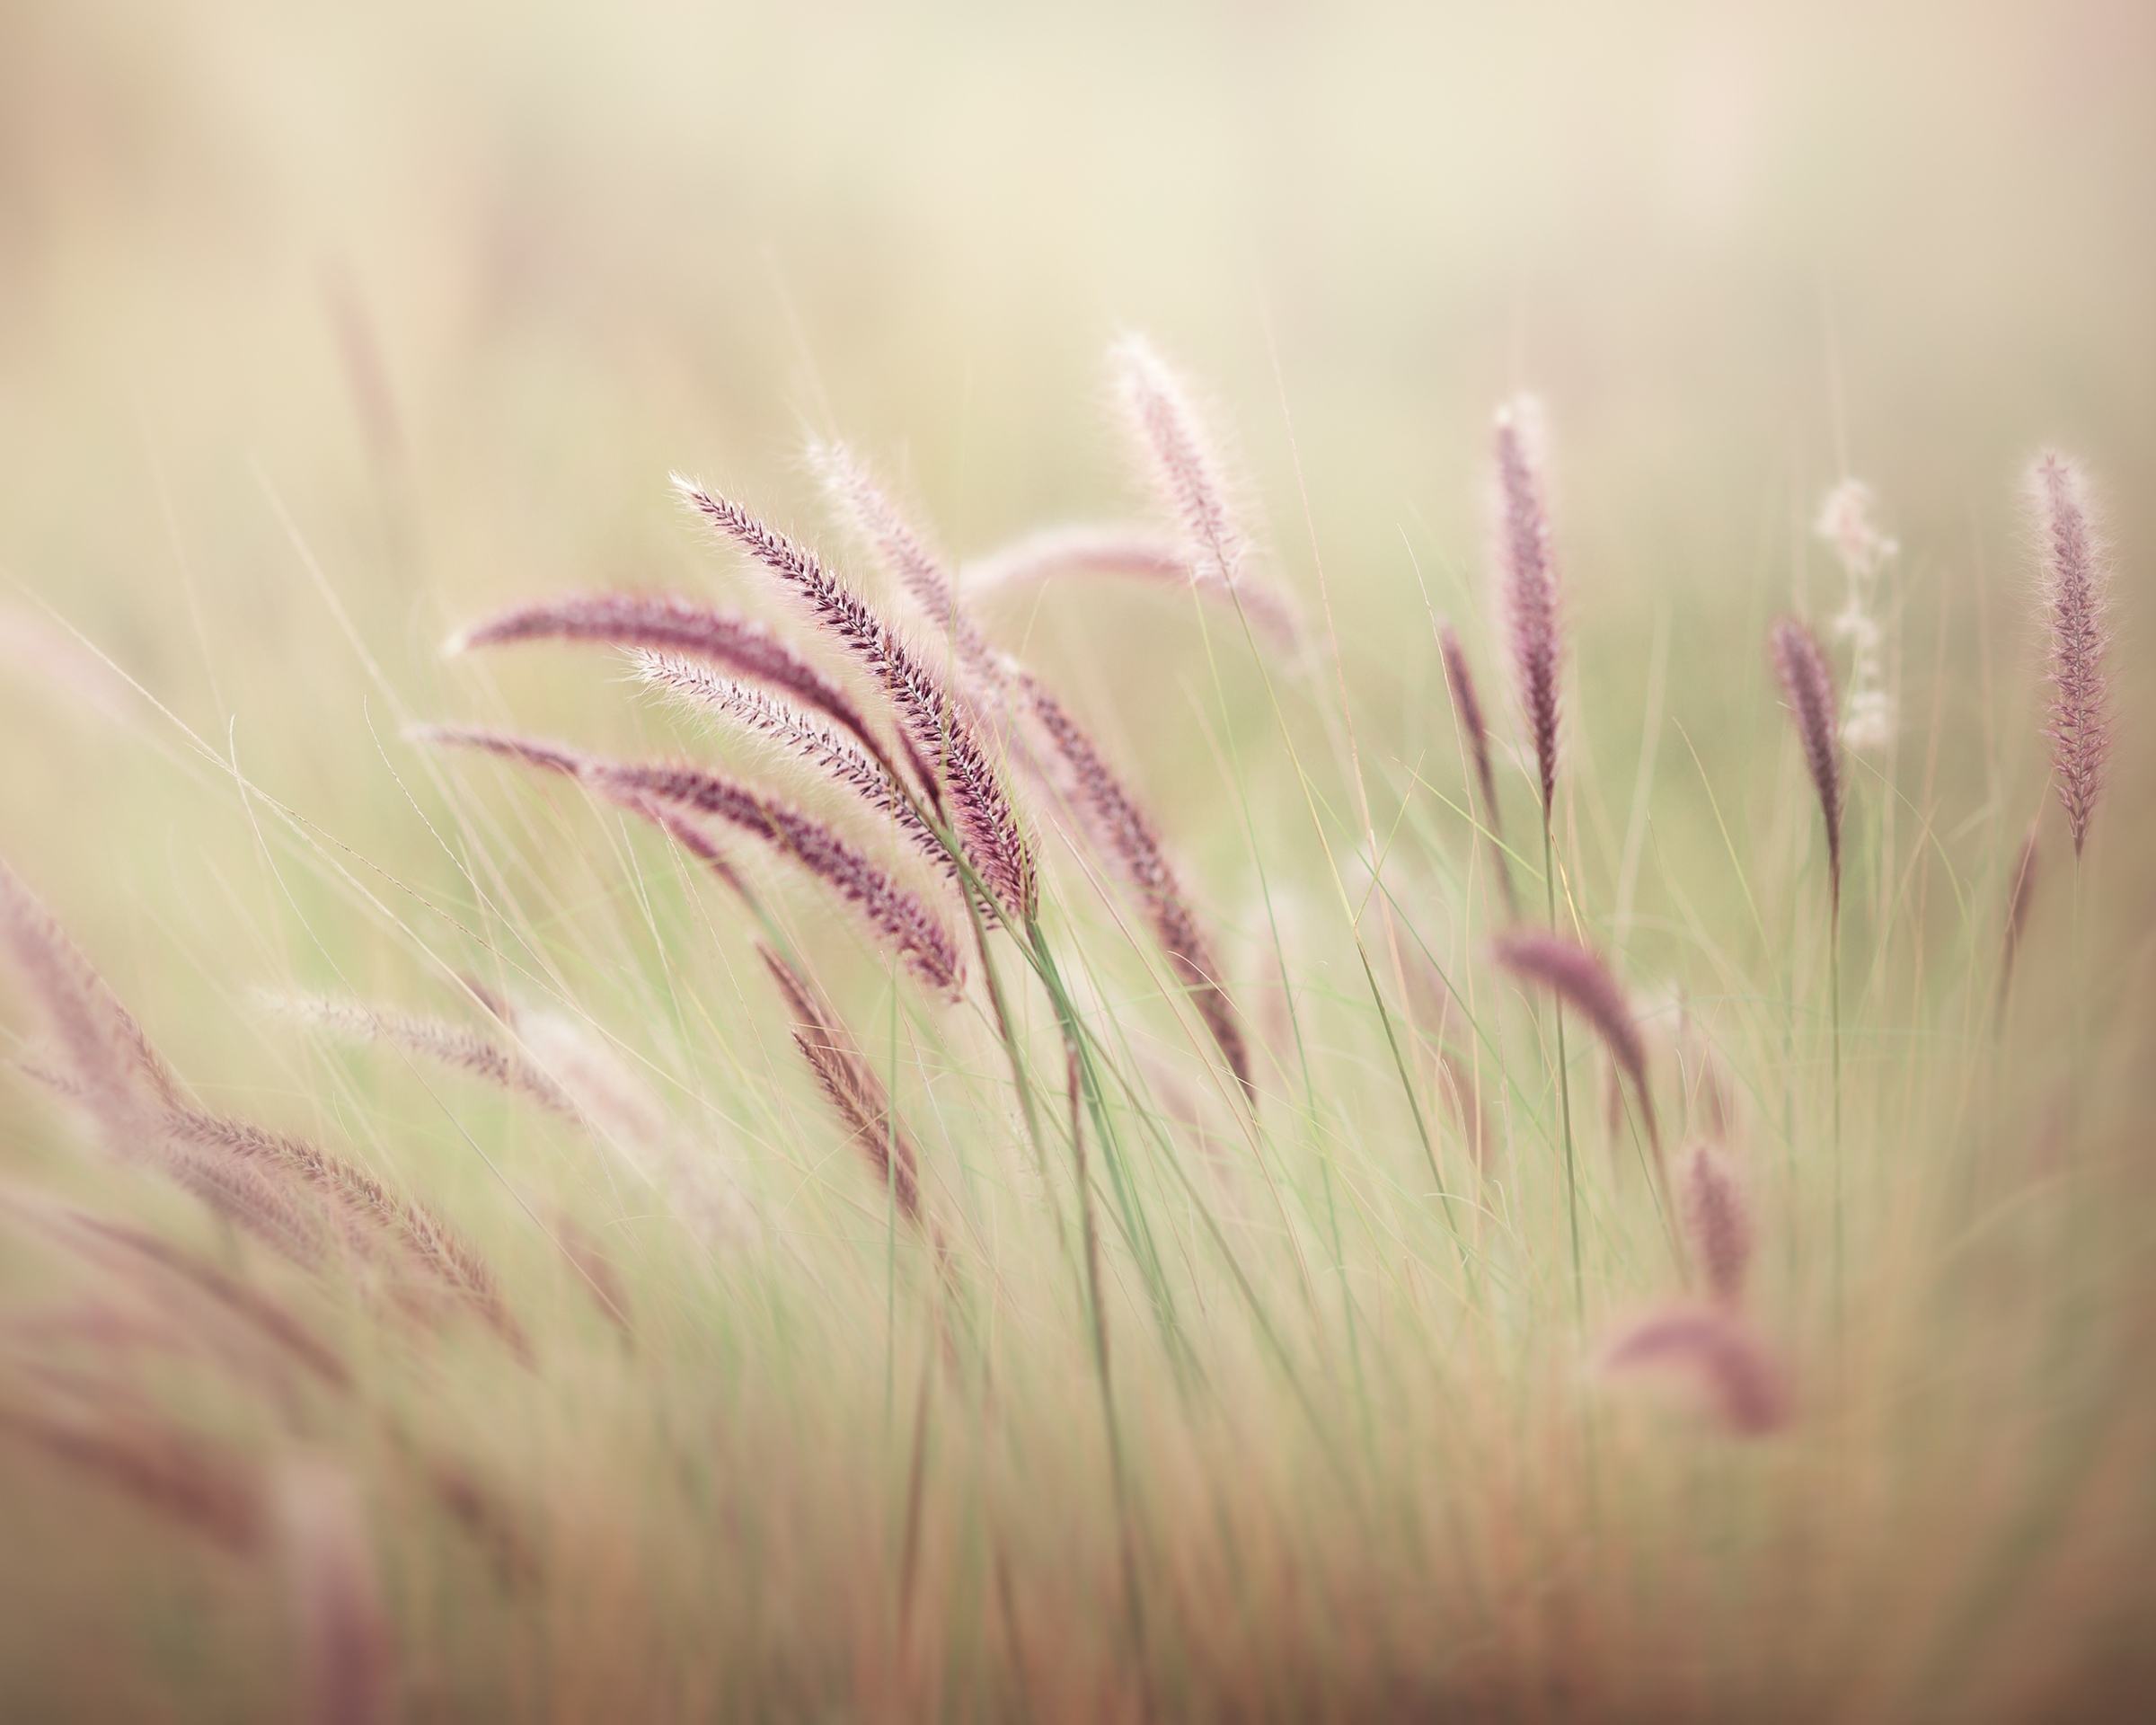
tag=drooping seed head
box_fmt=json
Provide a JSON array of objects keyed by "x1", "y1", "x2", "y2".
[
  {"x1": 413, "y1": 724, "x2": 964, "y2": 997},
  {"x1": 1491, "y1": 396, "x2": 1562, "y2": 820},
  {"x1": 1597, "y1": 1303, "x2": 1790, "y2": 1437},
  {"x1": 673, "y1": 477, "x2": 1037, "y2": 924},
  {"x1": 1024, "y1": 676, "x2": 1253, "y2": 1102},
  {"x1": 2028, "y1": 452, "x2": 2112, "y2": 857},
  {"x1": 813, "y1": 441, "x2": 1004, "y2": 691},
  {"x1": 758, "y1": 945, "x2": 926, "y2": 1230},
  {"x1": 1492, "y1": 929, "x2": 1657, "y2": 1152},
  {"x1": 636, "y1": 651, "x2": 955, "y2": 882},
  {"x1": 1438, "y1": 618, "x2": 1517, "y2": 918},
  {"x1": 1769, "y1": 617, "x2": 1843, "y2": 916},
  {"x1": 963, "y1": 522, "x2": 1302, "y2": 653},
  {"x1": 1110, "y1": 334, "x2": 1250, "y2": 592},
  {"x1": 444, "y1": 590, "x2": 897, "y2": 775}
]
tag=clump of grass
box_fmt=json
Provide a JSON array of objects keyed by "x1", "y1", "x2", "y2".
[{"x1": 0, "y1": 329, "x2": 2145, "y2": 1721}]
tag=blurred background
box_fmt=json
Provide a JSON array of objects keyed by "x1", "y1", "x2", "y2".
[{"x1": 0, "y1": 0, "x2": 2150, "y2": 1045}]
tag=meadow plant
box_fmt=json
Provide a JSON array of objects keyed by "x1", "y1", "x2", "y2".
[{"x1": 0, "y1": 333, "x2": 2145, "y2": 1722}]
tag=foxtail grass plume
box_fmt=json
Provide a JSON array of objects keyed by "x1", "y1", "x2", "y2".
[
  {"x1": 1024, "y1": 677, "x2": 1253, "y2": 1101},
  {"x1": 262, "y1": 991, "x2": 583, "y2": 1119},
  {"x1": 673, "y1": 478, "x2": 1038, "y2": 923},
  {"x1": 758, "y1": 945, "x2": 926, "y2": 1231},
  {"x1": 412, "y1": 724, "x2": 965, "y2": 998},
  {"x1": 1679, "y1": 1143, "x2": 1753, "y2": 1307},
  {"x1": 635, "y1": 650, "x2": 956, "y2": 881},
  {"x1": 1492, "y1": 929, "x2": 1662, "y2": 1181},
  {"x1": 814, "y1": 441, "x2": 1006, "y2": 692},
  {"x1": 1769, "y1": 618, "x2": 1843, "y2": 915},
  {"x1": 445, "y1": 591, "x2": 905, "y2": 783},
  {"x1": 1815, "y1": 478, "x2": 1898, "y2": 754},
  {"x1": 964, "y1": 523, "x2": 1302, "y2": 654},
  {"x1": 2028, "y1": 452, "x2": 2112, "y2": 857},
  {"x1": 1112, "y1": 334, "x2": 1248, "y2": 590},
  {"x1": 4, "y1": 858, "x2": 524, "y2": 1355},
  {"x1": 1492, "y1": 396, "x2": 1561, "y2": 821},
  {"x1": 1597, "y1": 1305, "x2": 1789, "y2": 1437},
  {"x1": 273, "y1": 1460, "x2": 394, "y2": 1725},
  {"x1": 0, "y1": 1395, "x2": 264, "y2": 1552},
  {"x1": 2, "y1": 1189, "x2": 350, "y2": 1391},
  {"x1": 1438, "y1": 619, "x2": 1517, "y2": 918}
]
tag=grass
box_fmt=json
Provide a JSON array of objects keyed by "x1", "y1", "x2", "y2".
[{"x1": 0, "y1": 327, "x2": 2149, "y2": 1725}]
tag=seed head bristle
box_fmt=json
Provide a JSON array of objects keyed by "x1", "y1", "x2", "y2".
[
  {"x1": 673, "y1": 477, "x2": 1037, "y2": 924},
  {"x1": 1769, "y1": 617, "x2": 1844, "y2": 916},
  {"x1": 2028, "y1": 452, "x2": 2112, "y2": 857},
  {"x1": 1024, "y1": 677, "x2": 1253, "y2": 1102},
  {"x1": 1492, "y1": 396, "x2": 1563, "y2": 821}
]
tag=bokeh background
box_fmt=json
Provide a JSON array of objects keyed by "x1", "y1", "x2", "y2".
[{"x1": 1, "y1": 0, "x2": 2151, "y2": 1070}]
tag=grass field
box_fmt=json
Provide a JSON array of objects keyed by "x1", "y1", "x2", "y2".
[{"x1": 1, "y1": 4, "x2": 2152, "y2": 1719}]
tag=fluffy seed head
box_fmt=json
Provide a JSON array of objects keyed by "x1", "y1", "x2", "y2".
[
  {"x1": 636, "y1": 650, "x2": 955, "y2": 882},
  {"x1": 1491, "y1": 396, "x2": 1562, "y2": 819},
  {"x1": 964, "y1": 523, "x2": 1302, "y2": 653},
  {"x1": 1438, "y1": 619, "x2": 1517, "y2": 919},
  {"x1": 415, "y1": 725, "x2": 964, "y2": 997},
  {"x1": 674, "y1": 478, "x2": 1037, "y2": 923},
  {"x1": 2028, "y1": 452, "x2": 2112, "y2": 856},
  {"x1": 1025, "y1": 677, "x2": 1253, "y2": 1101},
  {"x1": 1111, "y1": 335, "x2": 1248, "y2": 590},
  {"x1": 1680, "y1": 1143, "x2": 1754, "y2": 1306},
  {"x1": 1769, "y1": 618, "x2": 1843, "y2": 915},
  {"x1": 759, "y1": 945, "x2": 925, "y2": 1229},
  {"x1": 273, "y1": 1460, "x2": 394, "y2": 1725},
  {"x1": 443, "y1": 590, "x2": 896, "y2": 775},
  {"x1": 1597, "y1": 1304, "x2": 1790, "y2": 1437},
  {"x1": 814, "y1": 441, "x2": 1005, "y2": 692},
  {"x1": 1492, "y1": 930, "x2": 1657, "y2": 1157}
]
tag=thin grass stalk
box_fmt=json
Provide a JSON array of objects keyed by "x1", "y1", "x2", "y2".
[{"x1": 1063, "y1": 1028, "x2": 1148, "y2": 1682}]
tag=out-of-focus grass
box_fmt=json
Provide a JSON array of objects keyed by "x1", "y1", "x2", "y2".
[{"x1": 0, "y1": 2, "x2": 2152, "y2": 1720}]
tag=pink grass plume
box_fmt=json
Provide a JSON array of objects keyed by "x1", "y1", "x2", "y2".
[
  {"x1": 1769, "y1": 617, "x2": 1843, "y2": 916},
  {"x1": 1492, "y1": 397, "x2": 1562, "y2": 822},
  {"x1": 1597, "y1": 1303, "x2": 1790, "y2": 1437},
  {"x1": 2028, "y1": 452, "x2": 2113, "y2": 858}
]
